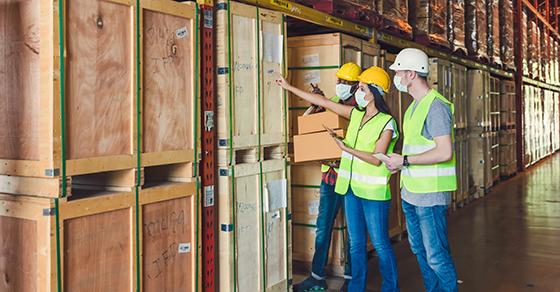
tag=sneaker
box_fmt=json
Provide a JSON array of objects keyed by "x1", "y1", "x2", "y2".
[
  {"x1": 340, "y1": 279, "x2": 350, "y2": 292},
  {"x1": 293, "y1": 275, "x2": 328, "y2": 292}
]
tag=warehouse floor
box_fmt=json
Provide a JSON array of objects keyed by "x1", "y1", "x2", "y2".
[{"x1": 293, "y1": 152, "x2": 560, "y2": 292}]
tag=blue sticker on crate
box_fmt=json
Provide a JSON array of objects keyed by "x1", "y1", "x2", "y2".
[
  {"x1": 220, "y1": 169, "x2": 229, "y2": 176},
  {"x1": 216, "y1": 3, "x2": 228, "y2": 10},
  {"x1": 288, "y1": 279, "x2": 293, "y2": 286},
  {"x1": 287, "y1": 214, "x2": 292, "y2": 220},
  {"x1": 219, "y1": 139, "x2": 229, "y2": 146},
  {"x1": 221, "y1": 224, "x2": 233, "y2": 232},
  {"x1": 217, "y1": 67, "x2": 229, "y2": 75}
]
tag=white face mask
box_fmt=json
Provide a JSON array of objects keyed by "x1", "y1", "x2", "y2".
[
  {"x1": 393, "y1": 75, "x2": 411, "y2": 92},
  {"x1": 335, "y1": 84, "x2": 353, "y2": 100},
  {"x1": 354, "y1": 89, "x2": 371, "y2": 107}
]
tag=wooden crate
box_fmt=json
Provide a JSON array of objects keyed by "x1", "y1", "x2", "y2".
[
  {"x1": 216, "y1": 1, "x2": 287, "y2": 152},
  {"x1": 217, "y1": 158, "x2": 290, "y2": 292},
  {"x1": 451, "y1": 62, "x2": 468, "y2": 129},
  {"x1": 0, "y1": 0, "x2": 199, "y2": 197},
  {"x1": 287, "y1": 33, "x2": 379, "y2": 136},
  {"x1": 489, "y1": 77, "x2": 500, "y2": 131},
  {"x1": 0, "y1": 181, "x2": 199, "y2": 292},
  {"x1": 467, "y1": 128, "x2": 492, "y2": 199},
  {"x1": 455, "y1": 132, "x2": 469, "y2": 207},
  {"x1": 491, "y1": 132, "x2": 500, "y2": 183},
  {"x1": 466, "y1": 69, "x2": 491, "y2": 130},
  {"x1": 499, "y1": 80, "x2": 516, "y2": 129}
]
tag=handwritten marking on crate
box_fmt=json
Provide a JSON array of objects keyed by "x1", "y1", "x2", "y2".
[
  {"x1": 146, "y1": 242, "x2": 180, "y2": 279},
  {"x1": 146, "y1": 27, "x2": 179, "y2": 74},
  {"x1": 144, "y1": 210, "x2": 186, "y2": 243}
]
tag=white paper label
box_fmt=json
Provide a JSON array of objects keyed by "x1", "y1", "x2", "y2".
[
  {"x1": 302, "y1": 54, "x2": 320, "y2": 67},
  {"x1": 308, "y1": 200, "x2": 320, "y2": 215},
  {"x1": 204, "y1": 186, "x2": 214, "y2": 207},
  {"x1": 264, "y1": 179, "x2": 288, "y2": 212},
  {"x1": 309, "y1": 220, "x2": 317, "y2": 234},
  {"x1": 178, "y1": 243, "x2": 191, "y2": 253},
  {"x1": 270, "y1": 210, "x2": 281, "y2": 221},
  {"x1": 302, "y1": 70, "x2": 321, "y2": 84},
  {"x1": 262, "y1": 32, "x2": 284, "y2": 63},
  {"x1": 176, "y1": 26, "x2": 188, "y2": 39}
]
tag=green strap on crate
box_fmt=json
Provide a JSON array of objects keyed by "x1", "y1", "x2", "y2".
[
  {"x1": 226, "y1": 4, "x2": 238, "y2": 290},
  {"x1": 282, "y1": 14, "x2": 290, "y2": 292},
  {"x1": 56, "y1": 0, "x2": 65, "y2": 289},
  {"x1": 135, "y1": 2, "x2": 141, "y2": 291},
  {"x1": 194, "y1": 7, "x2": 200, "y2": 291},
  {"x1": 55, "y1": 198, "x2": 62, "y2": 292},
  {"x1": 288, "y1": 65, "x2": 340, "y2": 70}
]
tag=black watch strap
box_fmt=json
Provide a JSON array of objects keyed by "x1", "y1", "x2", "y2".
[{"x1": 403, "y1": 155, "x2": 410, "y2": 167}]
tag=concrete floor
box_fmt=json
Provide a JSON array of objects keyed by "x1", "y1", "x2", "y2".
[{"x1": 293, "y1": 152, "x2": 560, "y2": 291}]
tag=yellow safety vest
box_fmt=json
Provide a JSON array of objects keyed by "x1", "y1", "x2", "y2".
[
  {"x1": 334, "y1": 109, "x2": 398, "y2": 200},
  {"x1": 401, "y1": 90, "x2": 457, "y2": 193}
]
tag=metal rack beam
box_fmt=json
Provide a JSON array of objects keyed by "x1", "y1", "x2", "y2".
[{"x1": 523, "y1": 0, "x2": 560, "y2": 38}]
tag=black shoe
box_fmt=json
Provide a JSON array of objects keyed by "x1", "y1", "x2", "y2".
[
  {"x1": 293, "y1": 275, "x2": 328, "y2": 292},
  {"x1": 340, "y1": 279, "x2": 350, "y2": 292}
]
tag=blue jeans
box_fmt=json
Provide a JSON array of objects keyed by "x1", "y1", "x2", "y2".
[
  {"x1": 343, "y1": 186, "x2": 399, "y2": 292},
  {"x1": 402, "y1": 200, "x2": 458, "y2": 292},
  {"x1": 311, "y1": 180, "x2": 352, "y2": 280}
]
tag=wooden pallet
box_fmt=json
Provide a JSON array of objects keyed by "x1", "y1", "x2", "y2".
[
  {"x1": 312, "y1": 0, "x2": 379, "y2": 27},
  {"x1": 0, "y1": 181, "x2": 199, "y2": 292},
  {"x1": 0, "y1": 0, "x2": 199, "y2": 187}
]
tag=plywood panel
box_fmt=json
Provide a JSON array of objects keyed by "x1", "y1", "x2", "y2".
[
  {"x1": 142, "y1": 196, "x2": 193, "y2": 291},
  {"x1": 0, "y1": 0, "x2": 40, "y2": 161},
  {"x1": 0, "y1": 216, "x2": 38, "y2": 292},
  {"x1": 66, "y1": 0, "x2": 133, "y2": 159},
  {"x1": 64, "y1": 208, "x2": 132, "y2": 292},
  {"x1": 142, "y1": 10, "x2": 194, "y2": 153}
]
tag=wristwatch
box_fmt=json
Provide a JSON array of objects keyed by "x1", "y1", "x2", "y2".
[{"x1": 403, "y1": 155, "x2": 410, "y2": 168}]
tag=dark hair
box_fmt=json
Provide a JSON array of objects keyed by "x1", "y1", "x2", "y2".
[{"x1": 366, "y1": 84, "x2": 393, "y2": 117}]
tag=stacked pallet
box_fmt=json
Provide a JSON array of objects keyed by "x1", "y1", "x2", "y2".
[
  {"x1": 486, "y1": 0, "x2": 501, "y2": 66},
  {"x1": 499, "y1": 0, "x2": 514, "y2": 70},
  {"x1": 527, "y1": 21, "x2": 540, "y2": 80},
  {"x1": 409, "y1": 0, "x2": 450, "y2": 49},
  {"x1": 466, "y1": 70, "x2": 492, "y2": 199},
  {"x1": 514, "y1": 10, "x2": 529, "y2": 76},
  {"x1": 287, "y1": 33, "x2": 386, "y2": 274},
  {"x1": 0, "y1": 1, "x2": 201, "y2": 291},
  {"x1": 498, "y1": 81, "x2": 517, "y2": 179},
  {"x1": 216, "y1": 2, "x2": 292, "y2": 291}
]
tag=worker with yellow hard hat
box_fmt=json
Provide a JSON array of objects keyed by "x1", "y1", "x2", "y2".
[
  {"x1": 290, "y1": 62, "x2": 360, "y2": 292},
  {"x1": 276, "y1": 66, "x2": 400, "y2": 292}
]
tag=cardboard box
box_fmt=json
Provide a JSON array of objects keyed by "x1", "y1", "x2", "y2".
[
  {"x1": 293, "y1": 130, "x2": 346, "y2": 163},
  {"x1": 297, "y1": 111, "x2": 349, "y2": 135}
]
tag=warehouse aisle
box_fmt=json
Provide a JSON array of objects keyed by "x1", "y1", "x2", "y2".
[{"x1": 293, "y1": 152, "x2": 560, "y2": 291}]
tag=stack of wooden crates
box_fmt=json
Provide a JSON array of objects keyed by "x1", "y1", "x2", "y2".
[
  {"x1": 216, "y1": 1, "x2": 292, "y2": 291},
  {"x1": 0, "y1": 0, "x2": 201, "y2": 291},
  {"x1": 498, "y1": 81, "x2": 518, "y2": 180},
  {"x1": 467, "y1": 70, "x2": 493, "y2": 199},
  {"x1": 425, "y1": 59, "x2": 468, "y2": 211}
]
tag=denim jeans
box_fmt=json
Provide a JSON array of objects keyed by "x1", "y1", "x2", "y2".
[
  {"x1": 343, "y1": 186, "x2": 399, "y2": 292},
  {"x1": 402, "y1": 200, "x2": 458, "y2": 292},
  {"x1": 311, "y1": 180, "x2": 352, "y2": 280}
]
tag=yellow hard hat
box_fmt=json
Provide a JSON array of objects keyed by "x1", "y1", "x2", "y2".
[
  {"x1": 358, "y1": 66, "x2": 391, "y2": 94},
  {"x1": 334, "y1": 62, "x2": 362, "y2": 82}
]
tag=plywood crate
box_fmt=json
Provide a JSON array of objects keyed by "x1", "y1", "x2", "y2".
[
  {"x1": 287, "y1": 33, "x2": 379, "y2": 136},
  {"x1": 455, "y1": 133, "x2": 469, "y2": 207},
  {"x1": 0, "y1": 0, "x2": 200, "y2": 198},
  {"x1": 499, "y1": 80, "x2": 516, "y2": 129},
  {"x1": 467, "y1": 128, "x2": 491, "y2": 199},
  {"x1": 451, "y1": 62, "x2": 468, "y2": 129},
  {"x1": 217, "y1": 158, "x2": 291, "y2": 292},
  {"x1": 499, "y1": 129, "x2": 517, "y2": 178},
  {"x1": 427, "y1": 58, "x2": 453, "y2": 121},
  {"x1": 489, "y1": 77, "x2": 500, "y2": 131},
  {"x1": 216, "y1": 0, "x2": 287, "y2": 160},
  {"x1": 0, "y1": 181, "x2": 199, "y2": 292},
  {"x1": 466, "y1": 69, "x2": 490, "y2": 130}
]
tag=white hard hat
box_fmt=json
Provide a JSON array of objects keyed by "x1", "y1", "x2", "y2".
[{"x1": 389, "y1": 48, "x2": 429, "y2": 74}]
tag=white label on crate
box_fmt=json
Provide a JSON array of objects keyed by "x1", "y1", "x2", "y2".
[
  {"x1": 176, "y1": 26, "x2": 188, "y2": 39},
  {"x1": 178, "y1": 243, "x2": 191, "y2": 253},
  {"x1": 309, "y1": 220, "x2": 317, "y2": 234},
  {"x1": 264, "y1": 179, "x2": 287, "y2": 212},
  {"x1": 204, "y1": 186, "x2": 214, "y2": 207},
  {"x1": 308, "y1": 200, "x2": 320, "y2": 215},
  {"x1": 267, "y1": 68, "x2": 275, "y2": 75},
  {"x1": 270, "y1": 210, "x2": 281, "y2": 221},
  {"x1": 301, "y1": 54, "x2": 320, "y2": 67},
  {"x1": 302, "y1": 70, "x2": 321, "y2": 84},
  {"x1": 262, "y1": 32, "x2": 283, "y2": 63}
]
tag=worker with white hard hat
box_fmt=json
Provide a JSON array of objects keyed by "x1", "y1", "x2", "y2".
[{"x1": 385, "y1": 48, "x2": 459, "y2": 292}]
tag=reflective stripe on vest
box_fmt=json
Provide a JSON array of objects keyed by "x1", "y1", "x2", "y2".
[{"x1": 401, "y1": 90, "x2": 457, "y2": 193}]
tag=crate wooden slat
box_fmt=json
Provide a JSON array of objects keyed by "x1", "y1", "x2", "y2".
[
  {"x1": 468, "y1": 128, "x2": 492, "y2": 199},
  {"x1": 467, "y1": 69, "x2": 491, "y2": 130},
  {"x1": 218, "y1": 158, "x2": 290, "y2": 292},
  {"x1": 451, "y1": 63, "x2": 468, "y2": 129},
  {"x1": 0, "y1": 181, "x2": 198, "y2": 292}
]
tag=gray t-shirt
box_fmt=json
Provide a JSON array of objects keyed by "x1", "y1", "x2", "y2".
[{"x1": 401, "y1": 97, "x2": 453, "y2": 207}]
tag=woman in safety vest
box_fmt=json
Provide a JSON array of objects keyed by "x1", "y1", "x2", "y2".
[{"x1": 276, "y1": 67, "x2": 400, "y2": 292}]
